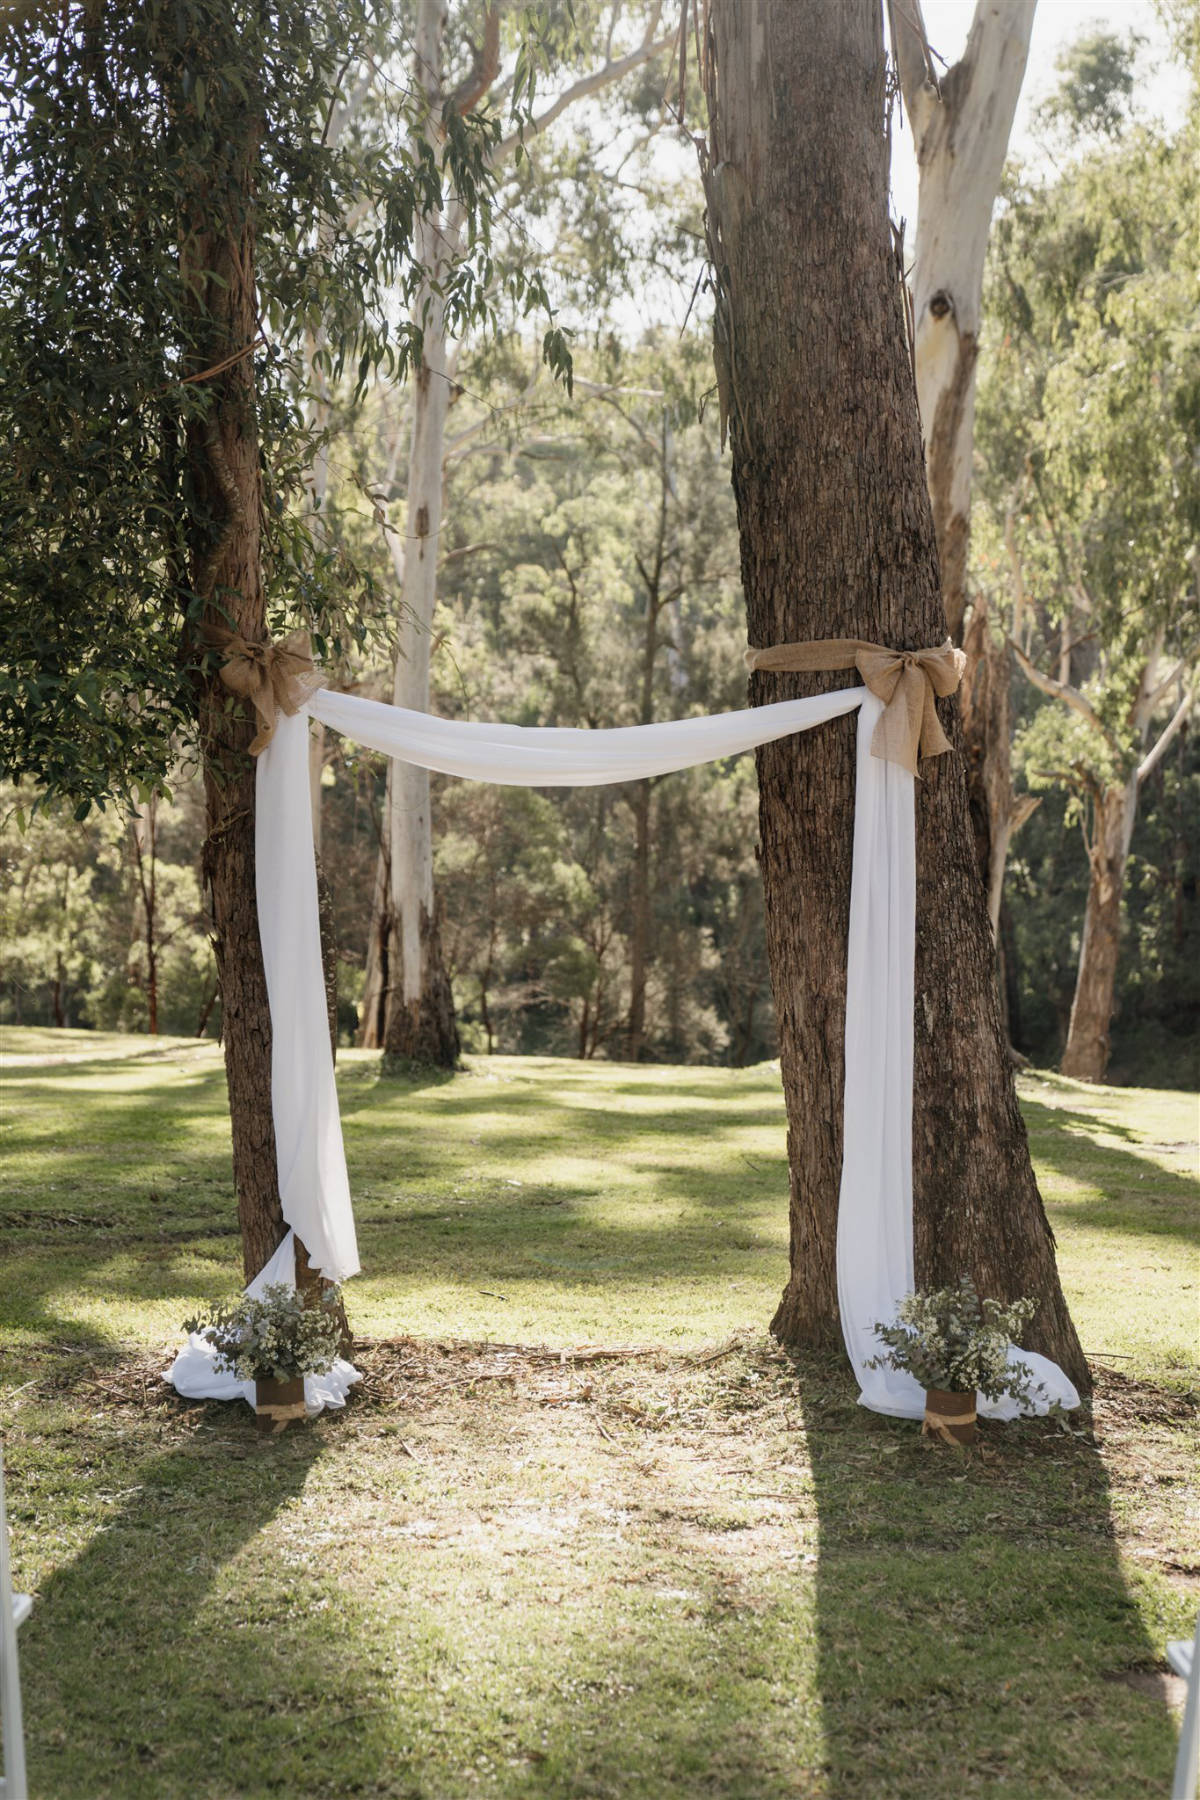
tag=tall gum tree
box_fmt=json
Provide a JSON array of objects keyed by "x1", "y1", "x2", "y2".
[
  {"x1": 0, "y1": 2, "x2": 501, "y2": 1285},
  {"x1": 697, "y1": 0, "x2": 1087, "y2": 1386},
  {"x1": 1012, "y1": 636, "x2": 1194, "y2": 1081},
  {"x1": 359, "y1": 0, "x2": 673, "y2": 1062},
  {"x1": 889, "y1": 0, "x2": 1041, "y2": 945},
  {"x1": 177, "y1": 13, "x2": 285, "y2": 1280},
  {"x1": 979, "y1": 38, "x2": 1200, "y2": 1081}
]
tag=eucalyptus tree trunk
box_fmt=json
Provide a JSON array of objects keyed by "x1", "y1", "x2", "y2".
[
  {"x1": 699, "y1": 0, "x2": 1087, "y2": 1388},
  {"x1": 892, "y1": 0, "x2": 1035, "y2": 641},
  {"x1": 1009, "y1": 648, "x2": 1197, "y2": 1083},
  {"x1": 381, "y1": 178, "x2": 460, "y2": 1066},
  {"x1": 179, "y1": 30, "x2": 285, "y2": 1281},
  {"x1": 358, "y1": 0, "x2": 464, "y2": 1065},
  {"x1": 178, "y1": 11, "x2": 337, "y2": 1292},
  {"x1": 360, "y1": 0, "x2": 672, "y2": 1062},
  {"x1": 890, "y1": 0, "x2": 1038, "y2": 922},
  {"x1": 1063, "y1": 691, "x2": 1197, "y2": 1082},
  {"x1": 626, "y1": 417, "x2": 671, "y2": 1061},
  {"x1": 1061, "y1": 780, "x2": 1136, "y2": 1083}
]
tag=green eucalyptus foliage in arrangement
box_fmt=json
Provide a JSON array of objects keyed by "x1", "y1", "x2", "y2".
[
  {"x1": 0, "y1": 0, "x2": 566, "y2": 815},
  {"x1": 185, "y1": 1282, "x2": 344, "y2": 1382},
  {"x1": 867, "y1": 1278, "x2": 1039, "y2": 1404}
]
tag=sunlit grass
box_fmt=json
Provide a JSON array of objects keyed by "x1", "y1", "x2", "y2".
[{"x1": 0, "y1": 1029, "x2": 1195, "y2": 1799}]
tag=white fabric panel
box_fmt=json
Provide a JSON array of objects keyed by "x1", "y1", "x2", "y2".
[
  {"x1": 306, "y1": 684, "x2": 866, "y2": 785},
  {"x1": 165, "y1": 1231, "x2": 362, "y2": 1412},
  {"x1": 838, "y1": 699, "x2": 1078, "y2": 1420},
  {"x1": 838, "y1": 695, "x2": 922, "y2": 1417},
  {"x1": 169, "y1": 679, "x2": 1079, "y2": 1422},
  {"x1": 256, "y1": 709, "x2": 359, "y2": 1282}
]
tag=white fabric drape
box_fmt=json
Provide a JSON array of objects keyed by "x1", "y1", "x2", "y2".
[
  {"x1": 169, "y1": 683, "x2": 1079, "y2": 1423},
  {"x1": 165, "y1": 1229, "x2": 362, "y2": 1413}
]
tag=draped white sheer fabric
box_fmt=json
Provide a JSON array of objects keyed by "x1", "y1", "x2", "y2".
[
  {"x1": 165, "y1": 1228, "x2": 361, "y2": 1413},
  {"x1": 169, "y1": 684, "x2": 1079, "y2": 1422}
]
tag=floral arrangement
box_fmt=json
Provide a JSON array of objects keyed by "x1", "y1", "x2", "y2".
[
  {"x1": 866, "y1": 1276, "x2": 1039, "y2": 1404},
  {"x1": 184, "y1": 1283, "x2": 343, "y2": 1384}
]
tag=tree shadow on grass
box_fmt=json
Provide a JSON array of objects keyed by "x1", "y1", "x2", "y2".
[
  {"x1": 10, "y1": 1403, "x2": 365, "y2": 1799},
  {"x1": 10, "y1": 1380, "x2": 830, "y2": 1800},
  {"x1": 790, "y1": 1351, "x2": 1181, "y2": 1799}
]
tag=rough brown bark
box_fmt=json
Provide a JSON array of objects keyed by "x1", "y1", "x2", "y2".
[
  {"x1": 182, "y1": 93, "x2": 343, "y2": 1312},
  {"x1": 182, "y1": 85, "x2": 286, "y2": 1283},
  {"x1": 1061, "y1": 787, "x2": 1129, "y2": 1082},
  {"x1": 700, "y1": 0, "x2": 1087, "y2": 1388}
]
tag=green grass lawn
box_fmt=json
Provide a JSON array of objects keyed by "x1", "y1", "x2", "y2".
[{"x1": 1, "y1": 1028, "x2": 1197, "y2": 1799}]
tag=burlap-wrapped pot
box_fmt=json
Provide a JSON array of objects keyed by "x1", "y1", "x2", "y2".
[
  {"x1": 922, "y1": 1387, "x2": 977, "y2": 1445},
  {"x1": 255, "y1": 1376, "x2": 306, "y2": 1436}
]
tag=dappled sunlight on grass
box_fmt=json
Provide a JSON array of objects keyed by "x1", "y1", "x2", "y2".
[
  {"x1": 1016, "y1": 1071, "x2": 1198, "y2": 1386},
  {"x1": 0, "y1": 1032, "x2": 1195, "y2": 1798}
]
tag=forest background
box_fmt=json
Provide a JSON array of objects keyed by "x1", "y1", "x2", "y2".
[{"x1": 2, "y1": 4, "x2": 1196, "y2": 1092}]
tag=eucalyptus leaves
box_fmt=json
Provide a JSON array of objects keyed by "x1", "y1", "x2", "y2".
[
  {"x1": 867, "y1": 1277, "x2": 1039, "y2": 1405},
  {"x1": 185, "y1": 1284, "x2": 342, "y2": 1385}
]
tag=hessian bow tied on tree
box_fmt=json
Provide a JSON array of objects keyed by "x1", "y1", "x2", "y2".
[
  {"x1": 214, "y1": 628, "x2": 965, "y2": 776},
  {"x1": 745, "y1": 637, "x2": 968, "y2": 778},
  {"x1": 212, "y1": 629, "x2": 326, "y2": 755}
]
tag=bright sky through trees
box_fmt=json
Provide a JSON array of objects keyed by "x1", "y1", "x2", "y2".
[{"x1": 888, "y1": 1, "x2": 1190, "y2": 230}]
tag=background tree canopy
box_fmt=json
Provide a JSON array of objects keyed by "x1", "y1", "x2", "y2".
[
  {"x1": 1, "y1": 9, "x2": 1195, "y2": 1088},
  {"x1": 0, "y1": 0, "x2": 557, "y2": 813}
]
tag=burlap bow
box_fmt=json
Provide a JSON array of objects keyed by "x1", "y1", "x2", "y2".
[
  {"x1": 211, "y1": 628, "x2": 326, "y2": 755},
  {"x1": 745, "y1": 636, "x2": 967, "y2": 778}
]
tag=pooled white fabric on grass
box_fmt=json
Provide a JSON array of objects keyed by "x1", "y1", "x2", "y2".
[
  {"x1": 169, "y1": 683, "x2": 1079, "y2": 1422},
  {"x1": 165, "y1": 1230, "x2": 362, "y2": 1413}
]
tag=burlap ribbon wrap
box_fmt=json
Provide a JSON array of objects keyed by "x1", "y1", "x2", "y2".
[
  {"x1": 746, "y1": 637, "x2": 967, "y2": 778},
  {"x1": 212, "y1": 629, "x2": 326, "y2": 755}
]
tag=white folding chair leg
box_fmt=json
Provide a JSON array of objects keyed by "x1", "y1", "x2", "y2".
[
  {"x1": 0, "y1": 1449, "x2": 29, "y2": 1800},
  {"x1": 1169, "y1": 1615, "x2": 1200, "y2": 1800}
]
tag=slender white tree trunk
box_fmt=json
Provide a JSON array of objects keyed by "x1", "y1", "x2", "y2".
[
  {"x1": 894, "y1": 0, "x2": 1036, "y2": 638},
  {"x1": 358, "y1": 0, "x2": 673, "y2": 1059},
  {"x1": 382, "y1": 253, "x2": 460, "y2": 1060},
  {"x1": 893, "y1": 0, "x2": 1038, "y2": 952},
  {"x1": 377, "y1": 0, "x2": 460, "y2": 1063}
]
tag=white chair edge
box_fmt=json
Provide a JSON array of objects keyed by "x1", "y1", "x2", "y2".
[{"x1": 1169, "y1": 1614, "x2": 1200, "y2": 1800}]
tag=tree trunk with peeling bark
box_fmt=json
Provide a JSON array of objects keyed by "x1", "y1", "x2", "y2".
[
  {"x1": 359, "y1": 0, "x2": 672, "y2": 1062},
  {"x1": 1061, "y1": 781, "x2": 1135, "y2": 1082},
  {"x1": 892, "y1": 0, "x2": 1034, "y2": 643},
  {"x1": 381, "y1": 226, "x2": 460, "y2": 1066},
  {"x1": 699, "y1": 0, "x2": 1087, "y2": 1389},
  {"x1": 357, "y1": 0, "x2": 463, "y2": 1067},
  {"x1": 182, "y1": 70, "x2": 287, "y2": 1282},
  {"x1": 1011, "y1": 641, "x2": 1196, "y2": 1083},
  {"x1": 891, "y1": 0, "x2": 1038, "y2": 922},
  {"x1": 180, "y1": 25, "x2": 339, "y2": 1309}
]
